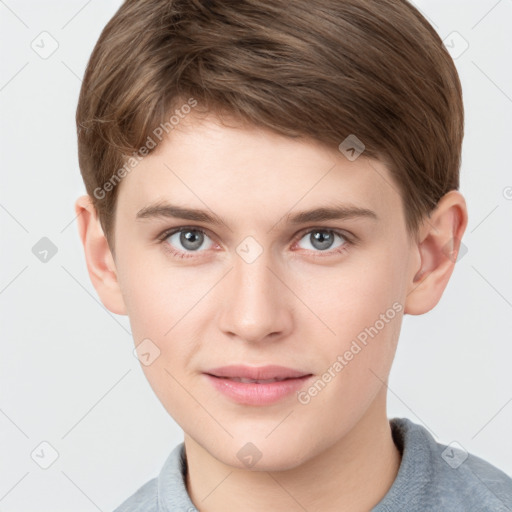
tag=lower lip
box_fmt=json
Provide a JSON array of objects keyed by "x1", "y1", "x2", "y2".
[{"x1": 205, "y1": 374, "x2": 313, "y2": 405}]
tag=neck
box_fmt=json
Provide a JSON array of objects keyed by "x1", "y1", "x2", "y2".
[{"x1": 184, "y1": 388, "x2": 401, "y2": 512}]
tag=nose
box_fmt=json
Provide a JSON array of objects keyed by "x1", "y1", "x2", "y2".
[{"x1": 217, "y1": 249, "x2": 293, "y2": 344}]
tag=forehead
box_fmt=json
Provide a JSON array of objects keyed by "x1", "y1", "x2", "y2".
[{"x1": 116, "y1": 113, "x2": 401, "y2": 226}]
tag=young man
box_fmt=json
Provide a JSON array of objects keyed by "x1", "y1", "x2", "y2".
[{"x1": 74, "y1": 0, "x2": 512, "y2": 510}]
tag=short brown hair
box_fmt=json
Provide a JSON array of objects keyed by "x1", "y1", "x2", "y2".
[{"x1": 76, "y1": 0, "x2": 463, "y2": 248}]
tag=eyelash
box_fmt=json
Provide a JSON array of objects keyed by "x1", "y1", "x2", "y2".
[{"x1": 156, "y1": 226, "x2": 356, "y2": 260}]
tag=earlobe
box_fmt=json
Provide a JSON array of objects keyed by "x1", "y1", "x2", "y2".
[
  {"x1": 404, "y1": 190, "x2": 468, "y2": 315},
  {"x1": 75, "y1": 195, "x2": 127, "y2": 315}
]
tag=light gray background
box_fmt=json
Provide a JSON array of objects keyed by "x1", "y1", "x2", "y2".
[{"x1": 1, "y1": 0, "x2": 511, "y2": 510}]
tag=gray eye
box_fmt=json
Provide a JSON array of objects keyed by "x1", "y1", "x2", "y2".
[
  {"x1": 298, "y1": 230, "x2": 346, "y2": 251},
  {"x1": 166, "y1": 229, "x2": 213, "y2": 252}
]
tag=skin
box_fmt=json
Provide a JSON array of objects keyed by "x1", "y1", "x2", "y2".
[{"x1": 76, "y1": 112, "x2": 468, "y2": 511}]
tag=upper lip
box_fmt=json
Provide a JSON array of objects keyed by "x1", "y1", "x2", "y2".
[{"x1": 206, "y1": 365, "x2": 311, "y2": 380}]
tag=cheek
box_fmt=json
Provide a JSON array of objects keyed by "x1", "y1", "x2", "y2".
[
  {"x1": 303, "y1": 247, "x2": 406, "y2": 386},
  {"x1": 116, "y1": 250, "x2": 212, "y2": 382},
  {"x1": 116, "y1": 247, "x2": 196, "y2": 337},
  {"x1": 120, "y1": 259, "x2": 206, "y2": 423},
  {"x1": 311, "y1": 253, "x2": 404, "y2": 334}
]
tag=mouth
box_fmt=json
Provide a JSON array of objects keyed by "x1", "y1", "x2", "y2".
[
  {"x1": 206, "y1": 364, "x2": 311, "y2": 381},
  {"x1": 204, "y1": 365, "x2": 313, "y2": 405},
  {"x1": 216, "y1": 376, "x2": 295, "y2": 384}
]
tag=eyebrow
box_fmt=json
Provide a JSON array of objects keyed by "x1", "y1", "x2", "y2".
[{"x1": 135, "y1": 201, "x2": 378, "y2": 227}]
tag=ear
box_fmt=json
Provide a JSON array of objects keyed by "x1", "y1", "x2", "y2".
[
  {"x1": 404, "y1": 190, "x2": 468, "y2": 315},
  {"x1": 75, "y1": 195, "x2": 127, "y2": 315}
]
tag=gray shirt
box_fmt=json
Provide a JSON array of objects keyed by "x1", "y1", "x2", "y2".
[{"x1": 113, "y1": 418, "x2": 512, "y2": 511}]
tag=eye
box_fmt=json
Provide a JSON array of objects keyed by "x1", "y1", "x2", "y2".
[
  {"x1": 295, "y1": 229, "x2": 349, "y2": 253},
  {"x1": 158, "y1": 226, "x2": 353, "y2": 260},
  {"x1": 163, "y1": 228, "x2": 215, "y2": 256}
]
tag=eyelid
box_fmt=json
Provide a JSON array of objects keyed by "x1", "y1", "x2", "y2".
[
  {"x1": 157, "y1": 225, "x2": 216, "y2": 243},
  {"x1": 293, "y1": 226, "x2": 354, "y2": 243}
]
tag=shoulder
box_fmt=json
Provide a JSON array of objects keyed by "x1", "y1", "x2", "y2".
[
  {"x1": 112, "y1": 442, "x2": 193, "y2": 512},
  {"x1": 380, "y1": 418, "x2": 512, "y2": 511},
  {"x1": 429, "y1": 437, "x2": 512, "y2": 510},
  {"x1": 112, "y1": 477, "x2": 158, "y2": 512}
]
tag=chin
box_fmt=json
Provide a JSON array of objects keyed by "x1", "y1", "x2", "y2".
[{"x1": 209, "y1": 435, "x2": 313, "y2": 472}]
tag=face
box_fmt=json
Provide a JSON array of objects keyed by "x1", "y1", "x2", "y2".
[{"x1": 111, "y1": 113, "x2": 418, "y2": 470}]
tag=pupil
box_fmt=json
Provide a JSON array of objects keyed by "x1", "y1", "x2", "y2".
[
  {"x1": 181, "y1": 230, "x2": 203, "y2": 250},
  {"x1": 311, "y1": 231, "x2": 333, "y2": 250}
]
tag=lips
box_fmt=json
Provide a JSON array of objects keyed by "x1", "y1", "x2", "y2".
[{"x1": 204, "y1": 365, "x2": 313, "y2": 405}]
